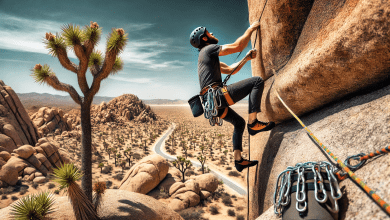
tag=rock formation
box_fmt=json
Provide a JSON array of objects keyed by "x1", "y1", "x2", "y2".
[
  {"x1": 168, "y1": 173, "x2": 219, "y2": 211},
  {"x1": 247, "y1": 0, "x2": 390, "y2": 219},
  {"x1": 0, "y1": 80, "x2": 40, "y2": 152},
  {"x1": 119, "y1": 154, "x2": 169, "y2": 194},
  {"x1": 0, "y1": 189, "x2": 184, "y2": 220},
  {"x1": 30, "y1": 107, "x2": 78, "y2": 136},
  {"x1": 0, "y1": 137, "x2": 70, "y2": 187},
  {"x1": 91, "y1": 94, "x2": 157, "y2": 124}
]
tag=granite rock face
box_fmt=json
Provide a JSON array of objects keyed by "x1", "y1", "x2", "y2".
[
  {"x1": 91, "y1": 94, "x2": 157, "y2": 124},
  {"x1": 30, "y1": 107, "x2": 76, "y2": 136},
  {"x1": 247, "y1": 0, "x2": 390, "y2": 219},
  {"x1": 0, "y1": 80, "x2": 40, "y2": 152}
]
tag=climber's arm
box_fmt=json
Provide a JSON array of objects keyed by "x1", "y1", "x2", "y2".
[
  {"x1": 219, "y1": 21, "x2": 260, "y2": 56},
  {"x1": 220, "y1": 49, "x2": 257, "y2": 75}
]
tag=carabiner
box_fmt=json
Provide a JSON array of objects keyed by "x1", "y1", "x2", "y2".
[
  {"x1": 296, "y1": 167, "x2": 306, "y2": 203},
  {"x1": 344, "y1": 153, "x2": 366, "y2": 171},
  {"x1": 312, "y1": 165, "x2": 327, "y2": 203}
]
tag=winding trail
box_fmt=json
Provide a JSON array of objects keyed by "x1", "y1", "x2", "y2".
[{"x1": 152, "y1": 124, "x2": 247, "y2": 195}]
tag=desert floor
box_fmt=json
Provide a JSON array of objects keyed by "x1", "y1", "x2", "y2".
[{"x1": 1, "y1": 104, "x2": 253, "y2": 220}]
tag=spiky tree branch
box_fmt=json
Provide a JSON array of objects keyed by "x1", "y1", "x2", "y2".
[{"x1": 31, "y1": 64, "x2": 82, "y2": 105}]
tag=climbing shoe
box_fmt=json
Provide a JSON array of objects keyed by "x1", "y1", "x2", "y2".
[
  {"x1": 247, "y1": 119, "x2": 275, "y2": 136},
  {"x1": 235, "y1": 158, "x2": 258, "y2": 172}
]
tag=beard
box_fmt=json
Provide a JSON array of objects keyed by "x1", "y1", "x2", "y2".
[{"x1": 207, "y1": 36, "x2": 219, "y2": 44}]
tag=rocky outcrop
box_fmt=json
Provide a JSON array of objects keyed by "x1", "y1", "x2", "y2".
[
  {"x1": 0, "y1": 137, "x2": 71, "y2": 187},
  {"x1": 91, "y1": 94, "x2": 157, "y2": 124},
  {"x1": 247, "y1": 0, "x2": 390, "y2": 219},
  {"x1": 0, "y1": 190, "x2": 183, "y2": 220},
  {"x1": 0, "y1": 80, "x2": 40, "y2": 152},
  {"x1": 30, "y1": 107, "x2": 78, "y2": 136},
  {"x1": 168, "y1": 173, "x2": 219, "y2": 211},
  {"x1": 119, "y1": 154, "x2": 169, "y2": 194}
]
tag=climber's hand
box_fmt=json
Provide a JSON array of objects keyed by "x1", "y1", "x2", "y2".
[
  {"x1": 250, "y1": 20, "x2": 260, "y2": 31},
  {"x1": 246, "y1": 49, "x2": 257, "y2": 60}
]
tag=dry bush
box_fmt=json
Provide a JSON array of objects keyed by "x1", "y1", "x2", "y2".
[
  {"x1": 228, "y1": 171, "x2": 240, "y2": 177},
  {"x1": 228, "y1": 209, "x2": 236, "y2": 216},
  {"x1": 209, "y1": 205, "x2": 220, "y2": 215}
]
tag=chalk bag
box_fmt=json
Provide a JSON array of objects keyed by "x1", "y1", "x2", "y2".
[
  {"x1": 274, "y1": 161, "x2": 343, "y2": 220},
  {"x1": 188, "y1": 94, "x2": 204, "y2": 117}
]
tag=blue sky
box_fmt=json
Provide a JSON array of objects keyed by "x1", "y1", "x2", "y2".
[{"x1": 0, "y1": 0, "x2": 254, "y2": 100}]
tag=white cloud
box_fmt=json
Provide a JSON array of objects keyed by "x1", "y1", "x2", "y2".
[
  {"x1": 109, "y1": 76, "x2": 152, "y2": 84},
  {"x1": 0, "y1": 12, "x2": 187, "y2": 71}
]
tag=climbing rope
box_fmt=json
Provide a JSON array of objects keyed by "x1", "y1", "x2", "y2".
[
  {"x1": 345, "y1": 146, "x2": 390, "y2": 171},
  {"x1": 274, "y1": 90, "x2": 390, "y2": 215},
  {"x1": 273, "y1": 161, "x2": 342, "y2": 215},
  {"x1": 247, "y1": 135, "x2": 251, "y2": 220}
]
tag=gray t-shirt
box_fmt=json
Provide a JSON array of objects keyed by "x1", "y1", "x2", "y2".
[{"x1": 198, "y1": 44, "x2": 222, "y2": 90}]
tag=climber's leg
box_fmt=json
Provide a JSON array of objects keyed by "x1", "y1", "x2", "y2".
[{"x1": 219, "y1": 107, "x2": 258, "y2": 172}]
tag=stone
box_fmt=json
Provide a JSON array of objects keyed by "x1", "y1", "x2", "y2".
[
  {"x1": 0, "y1": 134, "x2": 17, "y2": 153},
  {"x1": 34, "y1": 146, "x2": 46, "y2": 156},
  {"x1": 0, "y1": 156, "x2": 29, "y2": 185},
  {"x1": 119, "y1": 154, "x2": 169, "y2": 194},
  {"x1": 34, "y1": 172, "x2": 43, "y2": 177},
  {"x1": 0, "y1": 151, "x2": 11, "y2": 161},
  {"x1": 23, "y1": 167, "x2": 37, "y2": 176},
  {"x1": 39, "y1": 142, "x2": 57, "y2": 157},
  {"x1": 0, "y1": 157, "x2": 6, "y2": 168},
  {"x1": 199, "y1": 190, "x2": 211, "y2": 200},
  {"x1": 27, "y1": 154, "x2": 42, "y2": 170},
  {"x1": 169, "y1": 182, "x2": 186, "y2": 196},
  {"x1": 38, "y1": 164, "x2": 49, "y2": 175},
  {"x1": 169, "y1": 180, "x2": 202, "y2": 211},
  {"x1": 28, "y1": 173, "x2": 35, "y2": 181},
  {"x1": 13, "y1": 145, "x2": 36, "y2": 159},
  {"x1": 2, "y1": 124, "x2": 23, "y2": 147},
  {"x1": 33, "y1": 176, "x2": 46, "y2": 183},
  {"x1": 194, "y1": 173, "x2": 219, "y2": 193},
  {"x1": 58, "y1": 148, "x2": 70, "y2": 164},
  {"x1": 48, "y1": 152, "x2": 60, "y2": 165}
]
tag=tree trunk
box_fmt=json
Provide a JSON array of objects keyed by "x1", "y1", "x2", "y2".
[{"x1": 81, "y1": 101, "x2": 93, "y2": 202}]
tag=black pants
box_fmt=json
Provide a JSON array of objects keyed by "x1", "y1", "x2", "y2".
[{"x1": 211, "y1": 76, "x2": 264, "y2": 151}]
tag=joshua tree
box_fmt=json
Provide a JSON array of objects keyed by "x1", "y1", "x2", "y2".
[
  {"x1": 31, "y1": 22, "x2": 127, "y2": 201},
  {"x1": 106, "y1": 147, "x2": 112, "y2": 159},
  {"x1": 92, "y1": 181, "x2": 106, "y2": 212},
  {"x1": 181, "y1": 141, "x2": 188, "y2": 159},
  {"x1": 172, "y1": 156, "x2": 192, "y2": 182},
  {"x1": 197, "y1": 155, "x2": 207, "y2": 174},
  {"x1": 113, "y1": 150, "x2": 118, "y2": 166},
  {"x1": 98, "y1": 162, "x2": 104, "y2": 173},
  {"x1": 124, "y1": 147, "x2": 132, "y2": 166},
  {"x1": 120, "y1": 161, "x2": 126, "y2": 173},
  {"x1": 53, "y1": 163, "x2": 98, "y2": 220}
]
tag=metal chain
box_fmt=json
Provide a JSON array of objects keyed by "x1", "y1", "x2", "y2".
[{"x1": 273, "y1": 161, "x2": 343, "y2": 215}]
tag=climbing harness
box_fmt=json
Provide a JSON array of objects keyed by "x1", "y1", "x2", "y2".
[
  {"x1": 274, "y1": 161, "x2": 342, "y2": 217},
  {"x1": 274, "y1": 89, "x2": 390, "y2": 215},
  {"x1": 344, "y1": 146, "x2": 390, "y2": 171}
]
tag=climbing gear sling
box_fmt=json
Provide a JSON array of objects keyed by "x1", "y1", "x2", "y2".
[
  {"x1": 274, "y1": 161, "x2": 341, "y2": 220},
  {"x1": 274, "y1": 88, "x2": 390, "y2": 216}
]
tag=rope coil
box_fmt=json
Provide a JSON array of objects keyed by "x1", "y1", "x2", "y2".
[{"x1": 203, "y1": 86, "x2": 223, "y2": 126}]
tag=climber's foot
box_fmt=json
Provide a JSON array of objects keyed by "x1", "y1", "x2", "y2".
[
  {"x1": 235, "y1": 158, "x2": 258, "y2": 172},
  {"x1": 247, "y1": 119, "x2": 275, "y2": 136}
]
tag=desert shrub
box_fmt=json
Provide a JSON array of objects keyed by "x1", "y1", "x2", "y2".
[
  {"x1": 228, "y1": 171, "x2": 240, "y2": 177},
  {"x1": 179, "y1": 207, "x2": 205, "y2": 220},
  {"x1": 209, "y1": 205, "x2": 219, "y2": 215},
  {"x1": 32, "y1": 182, "x2": 39, "y2": 189},
  {"x1": 222, "y1": 194, "x2": 233, "y2": 206},
  {"x1": 113, "y1": 173, "x2": 124, "y2": 181},
  {"x1": 236, "y1": 206, "x2": 245, "y2": 211},
  {"x1": 236, "y1": 214, "x2": 245, "y2": 220},
  {"x1": 228, "y1": 209, "x2": 235, "y2": 216},
  {"x1": 133, "y1": 153, "x2": 141, "y2": 160},
  {"x1": 105, "y1": 180, "x2": 113, "y2": 189},
  {"x1": 226, "y1": 166, "x2": 232, "y2": 170},
  {"x1": 48, "y1": 183, "x2": 56, "y2": 189},
  {"x1": 112, "y1": 186, "x2": 118, "y2": 189},
  {"x1": 19, "y1": 187, "x2": 28, "y2": 195},
  {"x1": 11, "y1": 195, "x2": 18, "y2": 201},
  {"x1": 232, "y1": 195, "x2": 237, "y2": 199},
  {"x1": 1, "y1": 195, "x2": 7, "y2": 200},
  {"x1": 185, "y1": 170, "x2": 196, "y2": 177},
  {"x1": 54, "y1": 189, "x2": 60, "y2": 194},
  {"x1": 158, "y1": 187, "x2": 169, "y2": 199}
]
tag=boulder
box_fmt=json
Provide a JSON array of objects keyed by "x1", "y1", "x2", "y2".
[
  {"x1": 158, "y1": 167, "x2": 182, "y2": 192},
  {"x1": 0, "y1": 134, "x2": 17, "y2": 153},
  {"x1": 169, "y1": 179, "x2": 201, "y2": 212},
  {"x1": 23, "y1": 167, "x2": 37, "y2": 176},
  {"x1": 0, "y1": 156, "x2": 28, "y2": 185},
  {"x1": 13, "y1": 145, "x2": 35, "y2": 159},
  {"x1": 194, "y1": 173, "x2": 219, "y2": 192},
  {"x1": 32, "y1": 176, "x2": 46, "y2": 183},
  {"x1": 119, "y1": 154, "x2": 169, "y2": 194},
  {"x1": 0, "y1": 151, "x2": 11, "y2": 161}
]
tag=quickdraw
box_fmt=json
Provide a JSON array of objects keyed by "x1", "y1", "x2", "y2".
[
  {"x1": 203, "y1": 86, "x2": 223, "y2": 126},
  {"x1": 274, "y1": 161, "x2": 342, "y2": 215},
  {"x1": 275, "y1": 90, "x2": 390, "y2": 215},
  {"x1": 345, "y1": 146, "x2": 390, "y2": 171}
]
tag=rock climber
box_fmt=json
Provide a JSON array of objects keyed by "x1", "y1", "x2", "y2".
[{"x1": 190, "y1": 21, "x2": 275, "y2": 172}]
